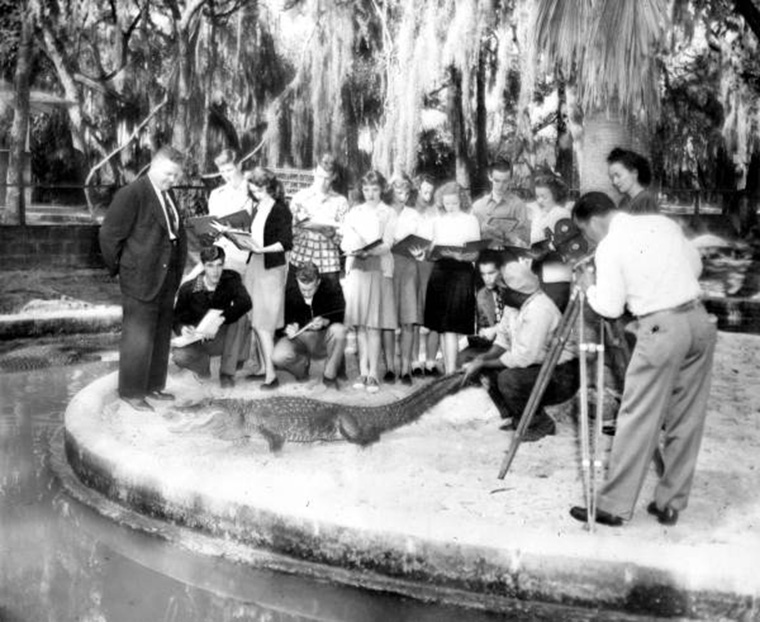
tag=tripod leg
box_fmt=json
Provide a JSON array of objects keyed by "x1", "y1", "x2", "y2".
[
  {"x1": 497, "y1": 291, "x2": 580, "y2": 480},
  {"x1": 590, "y1": 319, "x2": 606, "y2": 532},
  {"x1": 577, "y1": 292, "x2": 593, "y2": 529}
]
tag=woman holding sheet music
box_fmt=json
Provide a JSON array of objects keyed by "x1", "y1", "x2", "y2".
[
  {"x1": 391, "y1": 173, "x2": 427, "y2": 385},
  {"x1": 208, "y1": 149, "x2": 255, "y2": 276},
  {"x1": 422, "y1": 181, "x2": 480, "y2": 374},
  {"x1": 244, "y1": 167, "x2": 293, "y2": 389},
  {"x1": 341, "y1": 170, "x2": 398, "y2": 394}
]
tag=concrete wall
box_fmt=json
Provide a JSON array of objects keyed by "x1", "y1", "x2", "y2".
[{"x1": 0, "y1": 225, "x2": 103, "y2": 269}]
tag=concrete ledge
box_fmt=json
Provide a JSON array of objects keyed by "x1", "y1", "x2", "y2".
[
  {"x1": 61, "y1": 335, "x2": 760, "y2": 619},
  {"x1": 0, "y1": 306, "x2": 121, "y2": 340}
]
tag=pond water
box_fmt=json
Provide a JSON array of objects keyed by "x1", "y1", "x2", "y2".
[{"x1": 0, "y1": 360, "x2": 655, "y2": 622}]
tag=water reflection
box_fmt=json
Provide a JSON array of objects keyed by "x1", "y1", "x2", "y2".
[
  {"x1": 0, "y1": 362, "x2": 520, "y2": 622},
  {"x1": 0, "y1": 361, "x2": 649, "y2": 622}
]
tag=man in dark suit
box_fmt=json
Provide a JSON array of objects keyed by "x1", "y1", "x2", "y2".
[{"x1": 99, "y1": 146, "x2": 187, "y2": 411}]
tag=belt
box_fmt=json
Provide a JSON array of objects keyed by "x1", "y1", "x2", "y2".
[{"x1": 637, "y1": 299, "x2": 700, "y2": 320}]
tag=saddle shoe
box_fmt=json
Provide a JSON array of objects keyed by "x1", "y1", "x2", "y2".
[
  {"x1": 569, "y1": 506, "x2": 624, "y2": 527},
  {"x1": 219, "y1": 374, "x2": 235, "y2": 389},
  {"x1": 647, "y1": 502, "x2": 679, "y2": 526}
]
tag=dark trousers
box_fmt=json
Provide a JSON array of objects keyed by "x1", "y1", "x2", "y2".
[
  {"x1": 172, "y1": 318, "x2": 249, "y2": 378},
  {"x1": 119, "y1": 268, "x2": 179, "y2": 398},
  {"x1": 492, "y1": 360, "x2": 579, "y2": 424}
]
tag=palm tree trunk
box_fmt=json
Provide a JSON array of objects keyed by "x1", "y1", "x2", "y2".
[
  {"x1": 3, "y1": 3, "x2": 33, "y2": 225},
  {"x1": 577, "y1": 111, "x2": 632, "y2": 197},
  {"x1": 474, "y1": 43, "x2": 490, "y2": 197}
]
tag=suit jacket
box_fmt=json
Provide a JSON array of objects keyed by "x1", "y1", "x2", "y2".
[
  {"x1": 283, "y1": 270, "x2": 345, "y2": 327},
  {"x1": 173, "y1": 270, "x2": 252, "y2": 334},
  {"x1": 99, "y1": 176, "x2": 188, "y2": 302}
]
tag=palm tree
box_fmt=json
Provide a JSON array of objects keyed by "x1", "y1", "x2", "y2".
[{"x1": 529, "y1": 0, "x2": 668, "y2": 195}]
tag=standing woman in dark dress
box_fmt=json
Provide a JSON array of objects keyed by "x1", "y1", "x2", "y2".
[
  {"x1": 607, "y1": 148, "x2": 660, "y2": 214},
  {"x1": 244, "y1": 167, "x2": 293, "y2": 388},
  {"x1": 422, "y1": 181, "x2": 480, "y2": 374}
]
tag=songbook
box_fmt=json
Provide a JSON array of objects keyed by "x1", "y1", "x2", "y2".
[
  {"x1": 428, "y1": 239, "x2": 492, "y2": 261},
  {"x1": 223, "y1": 229, "x2": 259, "y2": 252},
  {"x1": 187, "y1": 210, "x2": 251, "y2": 238},
  {"x1": 171, "y1": 309, "x2": 225, "y2": 348},
  {"x1": 391, "y1": 234, "x2": 432, "y2": 259},
  {"x1": 344, "y1": 238, "x2": 383, "y2": 256}
]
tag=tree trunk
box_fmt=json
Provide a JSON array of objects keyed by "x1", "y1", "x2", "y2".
[
  {"x1": 474, "y1": 43, "x2": 490, "y2": 197},
  {"x1": 448, "y1": 66, "x2": 471, "y2": 190},
  {"x1": 4, "y1": 4, "x2": 33, "y2": 225},
  {"x1": 577, "y1": 111, "x2": 632, "y2": 198},
  {"x1": 173, "y1": 27, "x2": 192, "y2": 153},
  {"x1": 555, "y1": 79, "x2": 574, "y2": 187}
]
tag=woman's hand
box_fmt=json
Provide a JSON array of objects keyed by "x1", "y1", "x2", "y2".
[{"x1": 410, "y1": 246, "x2": 426, "y2": 261}]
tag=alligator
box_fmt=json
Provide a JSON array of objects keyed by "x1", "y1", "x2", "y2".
[{"x1": 167, "y1": 371, "x2": 464, "y2": 450}]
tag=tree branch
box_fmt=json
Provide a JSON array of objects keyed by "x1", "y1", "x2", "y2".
[{"x1": 733, "y1": 0, "x2": 760, "y2": 41}]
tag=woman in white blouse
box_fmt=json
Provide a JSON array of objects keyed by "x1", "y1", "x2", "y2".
[
  {"x1": 341, "y1": 170, "x2": 398, "y2": 394},
  {"x1": 421, "y1": 181, "x2": 480, "y2": 374},
  {"x1": 529, "y1": 175, "x2": 571, "y2": 247}
]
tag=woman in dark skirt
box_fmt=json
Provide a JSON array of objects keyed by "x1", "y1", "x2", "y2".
[{"x1": 422, "y1": 181, "x2": 481, "y2": 374}]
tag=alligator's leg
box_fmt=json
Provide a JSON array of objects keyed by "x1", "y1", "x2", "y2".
[
  {"x1": 338, "y1": 413, "x2": 380, "y2": 446},
  {"x1": 257, "y1": 426, "x2": 285, "y2": 452}
]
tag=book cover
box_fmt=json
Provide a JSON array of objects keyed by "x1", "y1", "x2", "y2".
[
  {"x1": 188, "y1": 210, "x2": 252, "y2": 237},
  {"x1": 391, "y1": 234, "x2": 432, "y2": 259}
]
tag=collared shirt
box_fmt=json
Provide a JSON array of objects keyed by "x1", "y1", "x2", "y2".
[
  {"x1": 290, "y1": 187, "x2": 349, "y2": 274},
  {"x1": 587, "y1": 212, "x2": 702, "y2": 318},
  {"x1": 494, "y1": 290, "x2": 576, "y2": 368},
  {"x1": 529, "y1": 204, "x2": 572, "y2": 245},
  {"x1": 341, "y1": 202, "x2": 397, "y2": 277},
  {"x1": 472, "y1": 192, "x2": 530, "y2": 246}
]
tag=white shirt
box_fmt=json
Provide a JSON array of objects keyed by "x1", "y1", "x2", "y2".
[
  {"x1": 494, "y1": 291, "x2": 576, "y2": 368},
  {"x1": 341, "y1": 202, "x2": 397, "y2": 277},
  {"x1": 587, "y1": 212, "x2": 702, "y2": 318},
  {"x1": 393, "y1": 206, "x2": 424, "y2": 242},
  {"x1": 207, "y1": 181, "x2": 254, "y2": 275},
  {"x1": 431, "y1": 211, "x2": 480, "y2": 246},
  {"x1": 529, "y1": 204, "x2": 572, "y2": 245}
]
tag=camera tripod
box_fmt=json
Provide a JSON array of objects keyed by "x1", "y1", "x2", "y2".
[{"x1": 495, "y1": 282, "x2": 632, "y2": 531}]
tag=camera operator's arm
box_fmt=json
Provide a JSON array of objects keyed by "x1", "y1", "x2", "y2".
[{"x1": 585, "y1": 243, "x2": 626, "y2": 318}]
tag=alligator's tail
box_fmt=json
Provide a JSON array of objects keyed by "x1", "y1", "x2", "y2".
[{"x1": 338, "y1": 371, "x2": 464, "y2": 445}]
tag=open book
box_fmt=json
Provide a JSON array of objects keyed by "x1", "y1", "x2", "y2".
[
  {"x1": 391, "y1": 234, "x2": 432, "y2": 260},
  {"x1": 344, "y1": 238, "x2": 383, "y2": 256},
  {"x1": 187, "y1": 210, "x2": 251, "y2": 238},
  {"x1": 223, "y1": 229, "x2": 260, "y2": 252},
  {"x1": 295, "y1": 215, "x2": 341, "y2": 230},
  {"x1": 171, "y1": 309, "x2": 225, "y2": 348},
  {"x1": 428, "y1": 239, "x2": 493, "y2": 261}
]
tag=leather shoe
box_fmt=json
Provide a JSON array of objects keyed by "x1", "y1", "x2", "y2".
[
  {"x1": 148, "y1": 390, "x2": 175, "y2": 401},
  {"x1": 647, "y1": 501, "x2": 679, "y2": 526},
  {"x1": 569, "y1": 506, "x2": 624, "y2": 527},
  {"x1": 122, "y1": 397, "x2": 155, "y2": 412},
  {"x1": 322, "y1": 375, "x2": 339, "y2": 390},
  {"x1": 260, "y1": 377, "x2": 280, "y2": 390},
  {"x1": 219, "y1": 374, "x2": 235, "y2": 389}
]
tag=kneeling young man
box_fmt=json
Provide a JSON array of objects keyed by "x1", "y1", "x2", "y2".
[
  {"x1": 272, "y1": 262, "x2": 347, "y2": 388},
  {"x1": 172, "y1": 246, "x2": 252, "y2": 387},
  {"x1": 461, "y1": 253, "x2": 578, "y2": 442}
]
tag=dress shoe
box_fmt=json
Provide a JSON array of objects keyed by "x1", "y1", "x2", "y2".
[
  {"x1": 647, "y1": 501, "x2": 679, "y2": 526},
  {"x1": 260, "y1": 377, "x2": 280, "y2": 390},
  {"x1": 322, "y1": 375, "x2": 339, "y2": 390},
  {"x1": 569, "y1": 506, "x2": 624, "y2": 527},
  {"x1": 352, "y1": 375, "x2": 367, "y2": 390},
  {"x1": 383, "y1": 371, "x2": 396, "y2": 383},
  {"x1": 148, "y1": 390, "x2": 175, "y2": 401},
  {"x1": 400, "y1": 373, "x2": 413, "y2": 386},
  {"x1": 365, "y1": 376, "x2": 380, "y2": 394},
  {"x1": 245, "y1": 372, "x2": 266, "y2": 381},
  {"x1": 219, "y1": 374, "x2": 235, "y2": 389},
  {"x1": 122, "y1": 396, "x2": 155, "y2": 412},
  {"x1": 425, "y1": 366, "x2": 441, "y2": 378},
  {"x1": 411, "y1": 366, "x2": 424, "y2": 377}
]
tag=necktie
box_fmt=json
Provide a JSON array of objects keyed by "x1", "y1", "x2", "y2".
[
  {"x1": 162, "y1": 191, "x2": 178, "y2": 236},
  {"x1": 494, "y1": 290, "x2": 505, "y2": 323}
]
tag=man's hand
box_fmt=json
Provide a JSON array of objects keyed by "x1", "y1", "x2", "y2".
[
  {"x1": 285, "y1": 323, "x2": 300, "y2": 339},
  {"x1": 309, "y1": 316, "x2": 329, "y2": 330},
  {"x1": 461, "y1": 357, "x2": 485, "y2": 385}
]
